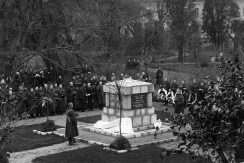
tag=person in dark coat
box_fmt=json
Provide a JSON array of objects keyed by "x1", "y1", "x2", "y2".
[
  {"x1": 66, "y1": 82, "x2": 76, "y2": 105},
  {"x1": 156, "y1": 67, "x2": 164, "y2": 86},
  {"x1": 13, "y1": 72, "x2": 21, "y2": 91},
  {"x1": 171, "y1": 80, "x2": 178, "y2": 94},
  {"x1": 96, "y1": 81, "x2": 104, "y2": 110},
  {"x1": 74, "y1": 86, "x2": 81, "y2": 111},
  {"x1": 174, "y1": 88, "x2": 184, "y2": 114},
  {"x1": 53, "y1": 83, "x2": 60, "y2": 114},
  {"x1": 65, "y1": 102, "x2": 79, "y2": 145},
  {"x1": 28, "y1": 88, "x2": 36, "y2": 118},
  {"x1": 86, "y1": 83, "x2": 93, "y2": 111},
  {"x1": 59, "y1": 84, "x2": 67, "y2": 114},
  {"x1": 174, "y1": 88, "x2": 185, "y2": 114},
  {"x1": 80, "y1": 83, "x2": 87, "y2": 111}
]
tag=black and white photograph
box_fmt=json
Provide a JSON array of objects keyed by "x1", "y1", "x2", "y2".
[{"x1": 0, "y1": 0, "x2": 244, "y2": 162}]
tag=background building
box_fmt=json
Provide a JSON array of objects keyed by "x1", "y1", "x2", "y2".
[{"x1": 141, "y1": 0, "x2": 244, "y2": 22}]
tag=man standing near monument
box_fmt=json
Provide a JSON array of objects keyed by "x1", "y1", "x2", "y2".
[
  {"x1": 65, "y1": 102, "x2": 79, "y2": 145},
  {"x1": 156, "y1": 67, "x2": 163, "y2": 87}
]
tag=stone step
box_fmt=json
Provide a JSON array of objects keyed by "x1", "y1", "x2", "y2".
[{"x1": 82, "y1": 125, "x2": 171, "y2": 139}]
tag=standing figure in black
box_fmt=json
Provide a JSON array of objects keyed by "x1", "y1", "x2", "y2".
[
  {"x1": 80, "y1": 83, "x2": 87, "y2": 111},
  {"x1": 156, "y1": 67, "x2": 164, "y2": 88},
  {"x1": 96, "y1": 81, "x2": 104, "y2": 110},
  {"x1": 59, "y1": 84, "x2": 67, "y2": 114},
  {"x1": 65, "y1": 102, "x2": 79, "y2": 145},
  {"x1": 66, "y1": 82, "x2": 76, "y2": 107},
  {"x1": 86, "y1": 83, "x2": 93, "y2": 111},
  {"x1": 174, "y1": 88, "x2": 185, "y2": 114}
]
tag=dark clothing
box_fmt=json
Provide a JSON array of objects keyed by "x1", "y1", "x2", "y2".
[
  {"x1": 74, "y1": 88, "x2": 81, "y2": 111},
  {"x1": 190, "y1": 83, "x2": 199, "y2": 94},
  {"x1": 174, "y1": 93, "x2": 184, "y2": 114},
  {"x1": 65, "y1": 108, "x2": 79, "y2": 138},
  {"x1": 171, "y1": 83, "x2": 179, "y2": 94},
  {"x1": 59, "y1": 88, "x2": 67, "y2": 113},
  {"x1": 86, "y1": 86, "x2": 93, "y2": 111},
  {"x1": 53, "y1": 88, "x2": 60, "y2": 114},
  {"x1": 156, "y1": 69, "x2": 164, "y2": 85},
  {"x1": 66, "y1": 86, "x2": 76, "y2": 104},
  {"x1": 96, "y1": 85, "x2": 104, "y2": 110},
  {"x1": 80, "y1": 86, "x2": 87, "y2": 111},
  {"x1": 28, "y1": 92, "x2": 36, "y2": 117},
  {"x1": 163, "y1": 81, "x2": 170, "y2": 91}
]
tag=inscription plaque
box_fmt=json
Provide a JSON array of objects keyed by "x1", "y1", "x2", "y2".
[{"x1": 131, "y1": 93, "x2": 147, "y2": 109}]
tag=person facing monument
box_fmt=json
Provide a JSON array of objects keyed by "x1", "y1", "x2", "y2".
[{"x1": 65, "y1": 102, "x2": 79, "y2": 145}]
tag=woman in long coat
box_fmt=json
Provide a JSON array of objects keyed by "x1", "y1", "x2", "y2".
[{"x1": 65, "y1": 102, "x2": 79, "y2": 145}]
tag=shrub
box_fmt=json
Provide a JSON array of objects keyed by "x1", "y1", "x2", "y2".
[
  {"x1": 109, "y1": 136, "x2": 131, "y2": 150},
  {"x1": 41, "y1": 120, "x2": 57, "y2": 132}
]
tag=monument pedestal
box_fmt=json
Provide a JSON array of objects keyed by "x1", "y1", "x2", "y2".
[
  {"x1": 102, "y1": 79, "x2": 156, "y2": 129},
  {"x1": 102, "y1": 107, "x2": 157, "y2": 128}
]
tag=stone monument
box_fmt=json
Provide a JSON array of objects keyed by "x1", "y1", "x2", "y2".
[{"x1": 102, "y1": 78, "x2": 156, "y2": 128}]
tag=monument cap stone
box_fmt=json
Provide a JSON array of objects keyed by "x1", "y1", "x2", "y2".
[{"x1": 103, "y1": 78, "x2": 154, "y2": 95}]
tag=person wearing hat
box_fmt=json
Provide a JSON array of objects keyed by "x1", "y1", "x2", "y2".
[{"x1": 65, "y1": 102, "x2": 79, "y2": 145}]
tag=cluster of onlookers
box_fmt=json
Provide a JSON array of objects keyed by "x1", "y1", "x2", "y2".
[
  {"x1": 126, "y1": 59, "x2": 140, "y2": 70},
  {"x1": 156, "y1": 66, "x2": 244, "y2": 115},
  {"x1": 0, "y1": 64, "x2": 154, "y2": 119},
  {"x1": 0, "y1": 67, "x2": 108, "y2": 118}
]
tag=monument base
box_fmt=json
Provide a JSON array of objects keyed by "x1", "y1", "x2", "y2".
[
  {"x1": 83, "y1": 123, "x2": 171, "y2": 139},
  {"x1": 102, "y1": 107, "x2": 157, "y2": 128}
]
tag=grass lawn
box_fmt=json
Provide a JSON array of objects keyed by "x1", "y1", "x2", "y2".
[
  {"x1": 159, "y1": 49, "x2": 218, "y2": 64},
  {"x1": 1, "y1": 124, "x2": 66, "y2": 153},
  {"x1": 33, "y1": 144, "x2": 212, "y2": 163}
]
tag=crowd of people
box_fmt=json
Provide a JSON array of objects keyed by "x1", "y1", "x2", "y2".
[
  {"x1": 156, "y1": 66, "x2": 243, "y2": 115},
  {"x1": 0, "y1": 66, "x2": 154, "y2": 119},
  {"x1": 2, "y1": 62, "x2": 240, "y2": 120},
  {"x1": 0, "y1": 67, "x2": 110, "y2": 118},
  {"x1": 156, "y1": 76, "x2": 211, "y2": 113},
  {"x1": 126, "y1": 59, "x2": 140, "y2": 70}
]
